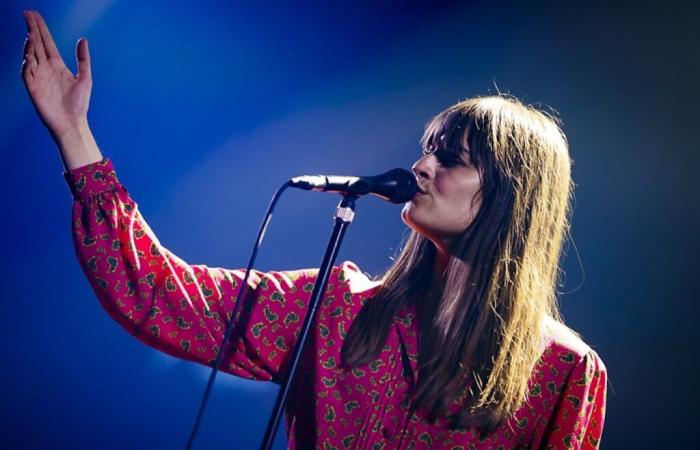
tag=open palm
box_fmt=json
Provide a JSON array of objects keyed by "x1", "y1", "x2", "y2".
[{"x1": 21, "y1": 10, "x2": 92, "y2": 141}]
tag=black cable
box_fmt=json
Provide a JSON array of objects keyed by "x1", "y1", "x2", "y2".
[{"x1": 184, "y1": 180, "x2": 292, "y2": 450}]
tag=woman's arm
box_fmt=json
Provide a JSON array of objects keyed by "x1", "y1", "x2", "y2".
[
  {"x1": 22, "y1": 8, "x2": 367, "y2": 384},
  {"x1": 21, "y1": 10, "x2": 356, "y2": 382},
  {"x1": 21, "y1": 10, "x2": 102, "y2": 170},
  {"x1": 63, "y1": 156, "x2": 344, "y2": 382},
  {"x1": 540, "y1": 350, "x2": 608, "y2": 449}
]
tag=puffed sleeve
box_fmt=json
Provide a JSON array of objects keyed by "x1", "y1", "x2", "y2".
[
  {"x1": 540, "y1": 350, "x2": 608, "y2": 449},
  {"x1": 63, "y1": 157, "x2": 352, "y2": 383}
]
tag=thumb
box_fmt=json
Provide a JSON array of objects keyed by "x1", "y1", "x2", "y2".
[{"x1": 76, "y1": 37, "x2": 92, "y2": 82}]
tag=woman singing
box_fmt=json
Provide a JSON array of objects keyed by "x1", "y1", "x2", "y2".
[{"x1": 21, "y1": 10, "x2": 607, "y2": 449}]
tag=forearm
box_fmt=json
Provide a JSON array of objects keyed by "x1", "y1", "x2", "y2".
[{"x1": 56, "y1": 119, "x2": 103, "y2": 171}]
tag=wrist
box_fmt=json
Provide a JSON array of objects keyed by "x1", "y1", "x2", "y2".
[{"x1": 56, "y1": 120, "x2": 103, "y2": 171}]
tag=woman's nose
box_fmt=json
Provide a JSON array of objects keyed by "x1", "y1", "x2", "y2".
[{"x1": 412, "y1": 155, "x2": 434, "y2": 180}]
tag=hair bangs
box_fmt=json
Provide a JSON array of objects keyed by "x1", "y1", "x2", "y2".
[
  {"x1": 421, "y1": 104, "x2": 489, "y2": 175},
  {"x1": 421, "y1": 107, "x2": 469, "y2": 156}
]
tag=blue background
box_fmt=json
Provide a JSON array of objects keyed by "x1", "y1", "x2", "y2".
[{"x1": 2, "y1": 1, "x2": 698, "y2": 449}]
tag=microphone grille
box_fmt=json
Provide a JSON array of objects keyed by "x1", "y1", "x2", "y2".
[{"x1": 387, "y1": 168, "x2": 418, "y2": 204}]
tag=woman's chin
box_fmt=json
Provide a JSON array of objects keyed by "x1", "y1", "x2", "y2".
[
  {"x1": 401, "y1": 208, "x2": 427, "y2": 235},
  {"x1": 400, "y1": 204, "x2": 416, "y2": 227}
]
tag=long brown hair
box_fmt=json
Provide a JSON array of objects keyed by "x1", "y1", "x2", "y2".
[{"x1": 341, "y1": 95, "x2": 577, "y2": 435}]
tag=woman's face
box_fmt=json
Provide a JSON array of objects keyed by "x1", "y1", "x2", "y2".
[{"x1": 401, "y1": 144, "x2": 483, "y2": 252}]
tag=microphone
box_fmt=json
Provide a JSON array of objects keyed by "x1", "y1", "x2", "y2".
[{"x1": 289, "y1": 168, "x2": 418, "y2": 203}]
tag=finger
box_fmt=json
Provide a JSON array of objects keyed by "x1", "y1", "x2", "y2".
[
  {"x1": 23, "y1": 10, "x2": 32, "y2": 34},
  {"x1": 23, "y1": 11, "x2": 37, "y2": 59},
  {"x1": 21, "y1": 53, "x2": 37, "y2": 80},
  {"x1": 34, "y1": 10, "x2": 63, "y2": 62},
  {"x1": 28, "y1": 12, "x2": 47, "y2": 63},
  {"x1": 26, "y1": 51, "x2": 37, "y2": 67},
  {"x1": 76, "y1": 38, "x2": 91, "y2": 81},
  {"x1": 20, "y1": 57, "x2": 30, "y2": 79}
]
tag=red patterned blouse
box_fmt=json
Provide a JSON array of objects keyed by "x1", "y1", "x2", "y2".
[{"x1": 63, "y1": 157, "x2": 607, "y2": 449}]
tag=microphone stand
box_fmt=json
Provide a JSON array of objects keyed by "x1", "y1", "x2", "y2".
[{"x1": 259, "y1": 194, "x2": 358, "y2": 450}]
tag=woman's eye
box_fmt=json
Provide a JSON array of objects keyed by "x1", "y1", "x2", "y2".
[{"x1": 435, "y1": 150, "x2": 464, "y2": 167}]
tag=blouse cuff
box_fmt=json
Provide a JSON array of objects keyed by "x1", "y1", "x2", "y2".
[{"x1": 62, "y1": 157, "x2": 127, "y2": 202}]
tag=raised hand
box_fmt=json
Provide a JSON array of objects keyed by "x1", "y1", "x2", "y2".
[
  {"x1": 21, "y1": 10, "x2": 102, "y2": 171},
  {"x1": 21, "y1": 10, "x2": 93, "y2": 143}
]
